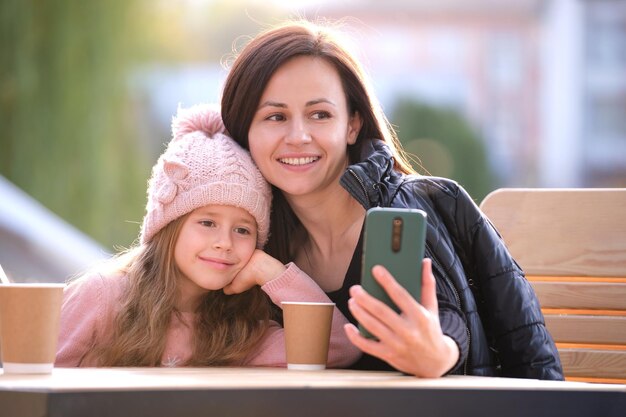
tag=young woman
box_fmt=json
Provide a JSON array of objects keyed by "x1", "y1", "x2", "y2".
[
  {"x1": 55, "y1": 104, "x2": 361, "y2": 368},
  {"x1": 220, "y1": 20, "x2": 563, "y2": 379}
]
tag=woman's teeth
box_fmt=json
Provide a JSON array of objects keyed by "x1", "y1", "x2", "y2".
[{"x1": 279, "y1": 157, "x2": 319, "y2": 165}]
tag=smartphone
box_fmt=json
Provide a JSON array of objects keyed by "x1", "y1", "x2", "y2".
[{"x1": 359, "y1": 207, "x2": 427, "y2": 338}]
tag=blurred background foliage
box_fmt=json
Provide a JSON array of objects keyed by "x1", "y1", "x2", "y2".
[
  {"x1": 0, "y1": 0, "x2": 494, "y2": 249},
  {"x1": 391, "y1": 99, "x2": 495, "y2": 200},
  {"x1": 1, "y1": 0, "x2": 150, "y2": 249}
]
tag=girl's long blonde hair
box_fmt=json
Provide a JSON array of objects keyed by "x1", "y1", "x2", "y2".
[{"x1": 94, "y1": 214, "x2": 272, "y2": 366}]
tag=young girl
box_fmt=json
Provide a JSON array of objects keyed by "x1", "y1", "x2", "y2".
[{"x1": 55, "y1": 104, "x2": 361, "y2": 367}]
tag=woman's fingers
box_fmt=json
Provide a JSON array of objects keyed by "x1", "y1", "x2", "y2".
[
  {"x1": 344, "y1": 323, "x2": 395, "y2": 361},
  {"x1": 369, "y1": 264, "x2": 428, "y2": 324},
  {"x1": 349, "y1": 262, "x2": 432, "y2": 341},
  {"x1": 347, "y1": 289, "x2": 399, "y2": 344},
  {"x1": 419, "y1": 259, "x2": 439, "y2": 316},
  {"x1": 345, "y1": 258, "x2": 458, "y2": 377}
]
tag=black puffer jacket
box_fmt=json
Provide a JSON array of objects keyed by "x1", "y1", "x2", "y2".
[{"x1": 338, "y1": 139, "x2": 563, "y2": 380}]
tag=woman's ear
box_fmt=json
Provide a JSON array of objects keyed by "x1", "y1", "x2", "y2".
[{"x1": 347, "y1": 111, "x2": 363, "y2": 145}]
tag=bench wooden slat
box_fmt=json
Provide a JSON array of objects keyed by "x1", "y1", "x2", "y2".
[
  {"x1": 528, "y1": 276, "x2": 626, "y2": 283},
  {"x1": 480, "y1": 188, "x2": 626, "y2": 383},
  {"x1": 544, "y1": 315, "x2": 626, "y2": 345},
  {"x1": 566, "y1": 376, "x2": 626, "y2": 384},
  {"x1": 530, "y1": 281, "x2": 626, "y2": 310},
  {"x1": 557, "y1": 343, "x2": 626, "y2": 351},
  {"x1": 480, "y1": 188, "x2": 626, "y2": 277},
  {"x1": 543, "y1": 308, "x2": 626, "y2": 317},
  {"x1": 558, "y1": 348, "x2": 626, "y2": 379}
]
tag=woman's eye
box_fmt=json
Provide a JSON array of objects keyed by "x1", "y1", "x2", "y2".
[
  {"x1": 267, "y1": 113, "x2": 285, "y2": 122},
  {"x1": 200, "y1": 220, "x2": 216, "y2": 228},
  {"x1": 312, "y1": 111, "x2": 331, "y2": 120}
]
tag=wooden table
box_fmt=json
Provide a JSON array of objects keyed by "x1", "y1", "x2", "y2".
[{"x1": 1, "y1": 367, "x2": 624, "y2": 417}]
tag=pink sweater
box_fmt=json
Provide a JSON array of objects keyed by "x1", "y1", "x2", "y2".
[{"x1": 55, "y1": 263, "x2": 361, "y2": 368}]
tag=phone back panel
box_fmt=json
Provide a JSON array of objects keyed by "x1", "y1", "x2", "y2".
[{"x1": 360, "y1": 207, "x2": 427, "y2": 314}]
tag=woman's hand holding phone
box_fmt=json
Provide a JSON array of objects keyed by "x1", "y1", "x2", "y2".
[
  {"x1": 344, "y1": 259, "x2": 460, "y2": 377},
  {"x1": 358, "y1": 208, "x2": 426, "y2": 332}
]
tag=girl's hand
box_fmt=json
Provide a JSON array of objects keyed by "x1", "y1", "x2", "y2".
[
  {"x1": 344, "y1": 259, "x2": 459, "y2": 377},
  {"x1": 222, "y1": 250, "x2": 286, "y2": 295}
]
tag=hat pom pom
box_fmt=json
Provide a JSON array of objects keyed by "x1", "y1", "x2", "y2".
[{"x1": 172, "y1": 103, "x2": 225, "y2": 141}]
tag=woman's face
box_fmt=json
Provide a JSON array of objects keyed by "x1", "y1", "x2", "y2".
[
  {"x1": 248, "y1": 56, "x2": 362, "y2": 199},
  {"x1": 174, "y1": 205, "x2": 257, "y2": 311}
]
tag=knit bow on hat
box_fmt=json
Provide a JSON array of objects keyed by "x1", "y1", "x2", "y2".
[
  {"x1": 156, "y1": 160, "x2": 189, "y2": 205},
  {"x1": 140, "y1": 104, "x2": 272, "y2": 248}
]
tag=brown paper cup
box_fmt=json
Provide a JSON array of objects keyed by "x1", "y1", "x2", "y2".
[
  {"x1": 282, "y1": 301, "x2": 334, "y2": 370},
  {"x1": 0, "y1": 283, "x2": 65, "y2": 374}
]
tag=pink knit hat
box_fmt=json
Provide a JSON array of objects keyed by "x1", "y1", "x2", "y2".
[{"x1": 140, "y1": 104, "x2": 271, "y2": 247}]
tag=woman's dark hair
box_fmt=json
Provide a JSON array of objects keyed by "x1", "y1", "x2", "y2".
[{"x1": 221, "y1": 20, "x2": 415, "y2": 262}]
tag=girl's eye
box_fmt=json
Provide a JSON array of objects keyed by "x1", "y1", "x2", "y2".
[
  {"x1": 234, "y1": 227, "x2": 252, "y2": 235},
  {"x1": 200, "y1": 220, "x2": 216, "y2": 228},
  {"x1": 311, "y1": 111, "x2": 331, "y2": 120}
]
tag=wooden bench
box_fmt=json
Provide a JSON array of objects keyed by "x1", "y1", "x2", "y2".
[{"x1": 479, "y1": 188, "x2": 626, "y2": 384}]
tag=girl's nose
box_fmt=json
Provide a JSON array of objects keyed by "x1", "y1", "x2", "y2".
[
  {"x1": 284, "y1": 119, "x2": 312, "y2": 145},
  {"x1": 212, "y1": 231, "x2": 233, "y2": 251}
]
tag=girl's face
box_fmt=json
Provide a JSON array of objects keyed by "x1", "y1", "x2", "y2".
[
  {"x1": 174, "y1": 205, "x2": 257, "y2": 311},
  {"x1": 248, "y1": 56, "x2": 362, "y2": 199}
]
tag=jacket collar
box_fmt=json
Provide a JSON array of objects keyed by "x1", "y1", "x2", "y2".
[{"x1": 340, "y1": 139, "x2": 401, "y2": 209}]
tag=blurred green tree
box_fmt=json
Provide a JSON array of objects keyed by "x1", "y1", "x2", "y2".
[
  {"x1": 0, "y1": 0, "x2": 149, "y2": 249},
  {"x1": 0, "y1": 0, "x2": 288, "y2": 251},
  {"x1": 391, "y1": 98, "x2": 495, "y2": 202}
]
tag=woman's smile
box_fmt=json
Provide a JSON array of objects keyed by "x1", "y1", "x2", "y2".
[{"x1": 278, "y1": 156, "x2": 321, "y2": 166}]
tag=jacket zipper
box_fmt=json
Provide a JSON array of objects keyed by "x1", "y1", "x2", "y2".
[
  {"x1": 347, "y1": 168, "x2": 370, "y2": 206},
  {"x1": 429, "y1": 252, "x2": 470, "y2": 375}
]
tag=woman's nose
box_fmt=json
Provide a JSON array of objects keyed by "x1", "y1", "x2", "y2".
[{"x1": 284, "y1": 119, "x2": 312, "y2": 145}]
